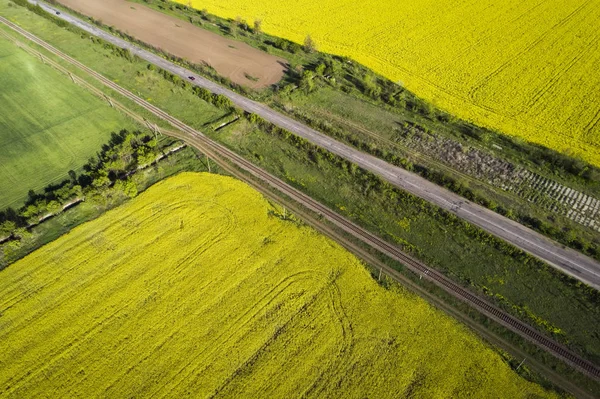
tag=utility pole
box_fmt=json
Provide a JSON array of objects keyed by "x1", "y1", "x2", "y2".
[
  {"x1": 206, "y1": 154, "x2": 211, "y2": 173},
  {"x1": 68, "y1": 72, "x2": 76, "y2": 84},
  {"x1": 378, "y1": 267, "x2": 383, "y2": 282},
  {"x1": 515, "y1": 358, "x2": 526, "y2": 371}
]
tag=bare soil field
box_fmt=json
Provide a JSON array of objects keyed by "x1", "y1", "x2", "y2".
[{"x1": 55, "y1": 0, "x2": 286, "y2": 88}]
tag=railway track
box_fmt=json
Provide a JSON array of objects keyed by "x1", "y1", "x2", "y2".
[
  {"x1": 24, "y1": 0, "x2": 600, "y2": 292},
  {"x1": 2, "y1": 17, "x2": 599, "y2": 382}
]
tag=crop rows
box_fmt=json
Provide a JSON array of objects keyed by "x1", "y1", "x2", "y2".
[
  {"x1": 179, "y1": 0, "x2": 600, "y2": 167},
  {"x1": 398, "y1": 127, "x2": 600, "y2": 231},
  {"x1": 0, "y1": 173, "x2": 562, "y2": 398},
  {"x1": 516, "y1": 171, "x2": 600, "y2": 231},
  {"x1": 4, "y1": 14, "x2": 597, "y2": 380}
]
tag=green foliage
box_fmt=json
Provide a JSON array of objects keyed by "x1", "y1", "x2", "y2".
[
  {"x1": 315, "y1": 63, "x2": 326, "y2": 76},
  {"x1": 228, "y1": 19, "x2": 237, "y2": 38},
  {"x1": 272, "y1": 37, "x2": 302, "y2": 54},
  {"x1": 13, "y1": 227, "x2": 31, "y2": 241},
  {"x1": 114, "y1": 179, "x2": 138, "y2": 198},
  {"x1": 299, "y1": 70, "x2": 315, "y2": 93},
  {"x1": 303, "y1": 34, "x2": 317, "y2": 53},
  {"x1": 0, "y1": 221, "x2": 16, "y2": 237},
  {"x1": 0, "y1": 38, "x2": 135, "y2": 210},
  {"x1": 0, "y1": 173, "x2": 559, "y2": 398},
  {"x1": 253, "y1": 19, "x2": 262, "y2": 35},
  {"x1": 213, "y1": 93, "x2": 233, "y2": 109},
  {"x1": 363, "y1": 73, "x2": 382, "y2": 98},
  {"x1": 46, "y1": 201, "x2": 63, "y2": 215},
  {"x1": 3, "y1": 239, "x2": 22, "y2": 259},
  {"x1": 92, "y1": 170, "x2": 112, "y2": 189}
]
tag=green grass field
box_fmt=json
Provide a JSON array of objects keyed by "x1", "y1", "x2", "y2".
[
  {"x1": 2, "y1": 2, "x2": 598, "y2": 390},
  {"x1": 0, "y1": 172, "x2": 559, "y2": 398},
  {"x1": 0, "y1": 0, "x2": 600, "y2": 368},
  {"x1": 0, "y1": 36, "x2": 135, "y2": 209}
]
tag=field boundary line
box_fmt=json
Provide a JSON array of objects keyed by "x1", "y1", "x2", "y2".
[
  {"x1": 2, "y1": 17, "x2": 598, "y2": 383},
  {"x1": 21, "y1": 0, "x2": 600, "y2": 291}
]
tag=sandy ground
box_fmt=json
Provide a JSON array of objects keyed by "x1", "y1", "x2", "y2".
[{"x1": 56, "y1": 0, "x2": 286, "y2": 88}]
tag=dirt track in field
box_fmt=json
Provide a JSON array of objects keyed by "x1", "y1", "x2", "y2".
[{"x1": 55, "y1": 0, "x2": 286, "y2": 88}]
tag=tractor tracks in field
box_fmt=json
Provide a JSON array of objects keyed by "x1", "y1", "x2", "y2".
[
  {"x1": 1, "y1": 18, "x2": 599, "y2": 391},
  {"x1": 20, "y1": 0, "x2": 600, "y2": 292}
]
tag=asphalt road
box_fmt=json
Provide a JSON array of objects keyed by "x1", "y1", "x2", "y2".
[
  {"x1": 33, "y1": 1, "x2": 600, "y2": 290},
  {"x1": 4, "y1": 19, "x2": 599, "y2": 382}
]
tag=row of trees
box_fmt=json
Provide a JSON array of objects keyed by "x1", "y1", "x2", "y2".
[
  {"x1": 36, "y1": 0, "x2": 600, "y2": 188},
  {"x1": 35, "y1": 0, "x2": 599, "y2": 260},
  {"x1": 241, "y1": 111, "x2": 600, "y2": 305},
  {"x1": 245, "y1": 106, "x2": 600, "y2": 261},
  {"x1": 103, "y1": 13, "x2": 600, "y2": 263},
  {"x1": 0, "y1": 130, "x2": 163, "y2": 243},
  {"x1": 139, "y1": 41, "x2": 600, "y2": 261}
]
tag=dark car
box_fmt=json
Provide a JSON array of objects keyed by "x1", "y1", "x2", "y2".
[
  {"x1": 56, "y1": 11, "x2": 60, "y2": 15},
  {"x1": 188, "y1": 76, "x2": 196, "y2": 81}
]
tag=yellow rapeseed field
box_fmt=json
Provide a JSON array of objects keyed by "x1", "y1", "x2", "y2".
[
  {"x1": 0, "y1": 173, "x2": 560, "y2": 398},
  {"x1": 180, "y1": 0, "x2": 600, "y2": 167}
]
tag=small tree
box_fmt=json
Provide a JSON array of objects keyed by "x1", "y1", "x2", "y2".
[
  {"x1": 68, "y1": 169, "x2": 77, "y2": 183},
  {"x1": 115, "y1": 179, "x2": 138, "y2": 198},
  {"x1": 92, "y1": 169, "x2": 111, "y2": 189},
  {"x1": 213, "y1": 94, "x2": 234, "y2": 109},
  {"x1": 200, "y1": 8, "x2": 210, "y2": 21},
  {"x1": 46, "y1": 200, "x2": 63, "y2": 215},
  {"x1": 363, "y1": 73, "x2": 382, "y2": 98},
  {"x1": 235, "y1": 15, "x2": 248, "y2": 31},
  {"x1": 315, "y1": 63, "x2": 326, "y2": 76},
  {"x1": 304, "y1": 34, "x2": 317, "y2": 53},
  {"x1": 253, "y1": 19, "x2": 262, "y2": 35},
  {"x1": 229, "y1": 19, "x2": 238, "y2": 37},
  {"x1": 0, "y1": 221, "x2": 16, "y2": 237},
  {"x1": 300, "y1": 70, "x2": 315, "y2": 93},
  {"x1": 13, "y1": 227, "x2": 32, "y2": 241},
  {"x1": 3, "y1": 240, "x2": 22, "y2": 261}
]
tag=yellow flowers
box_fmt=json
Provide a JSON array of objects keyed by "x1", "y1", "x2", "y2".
[
  {"x1": 0, "y1": 173, "x2": 558, "y2": 397},
  {"x1": 180, "y1": 0, "x2": 600, "y2": 166}
]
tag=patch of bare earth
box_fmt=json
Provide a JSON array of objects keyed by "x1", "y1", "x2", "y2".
[{"x1": 56, "y1": 0, "x2": 286, "y2": 88}]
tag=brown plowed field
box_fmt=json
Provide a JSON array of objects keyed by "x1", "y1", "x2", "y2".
[{"x1": 56, "y1": 0, "x2": 286, "y2": 88}]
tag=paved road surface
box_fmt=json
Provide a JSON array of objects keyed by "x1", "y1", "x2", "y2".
[
  {"x1": 4, "y1": 20, "x2": 599, "y2": 381},
  {"x1": 32, "y1": 0, "x2": 600, "y2": 290}
]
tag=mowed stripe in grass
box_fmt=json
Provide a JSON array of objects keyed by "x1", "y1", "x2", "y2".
[
  {"x1": 0, "y1": 172, "x2": 559, "y2": 398},
  {"x1": 0, "y1": 36, "x2": 135, "y2": 209}
]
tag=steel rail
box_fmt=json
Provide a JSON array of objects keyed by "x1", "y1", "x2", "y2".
[{"x1": 2, "y1": 17, "x2": 598, "y2": 381}]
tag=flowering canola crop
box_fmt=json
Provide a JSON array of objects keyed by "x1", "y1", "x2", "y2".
[
  {"x1": 0, "y1": 173, "x2": 559, "y2": 397},
  {"x1": 181, "y1": 0, "x2": 600, "y2": 167}
]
